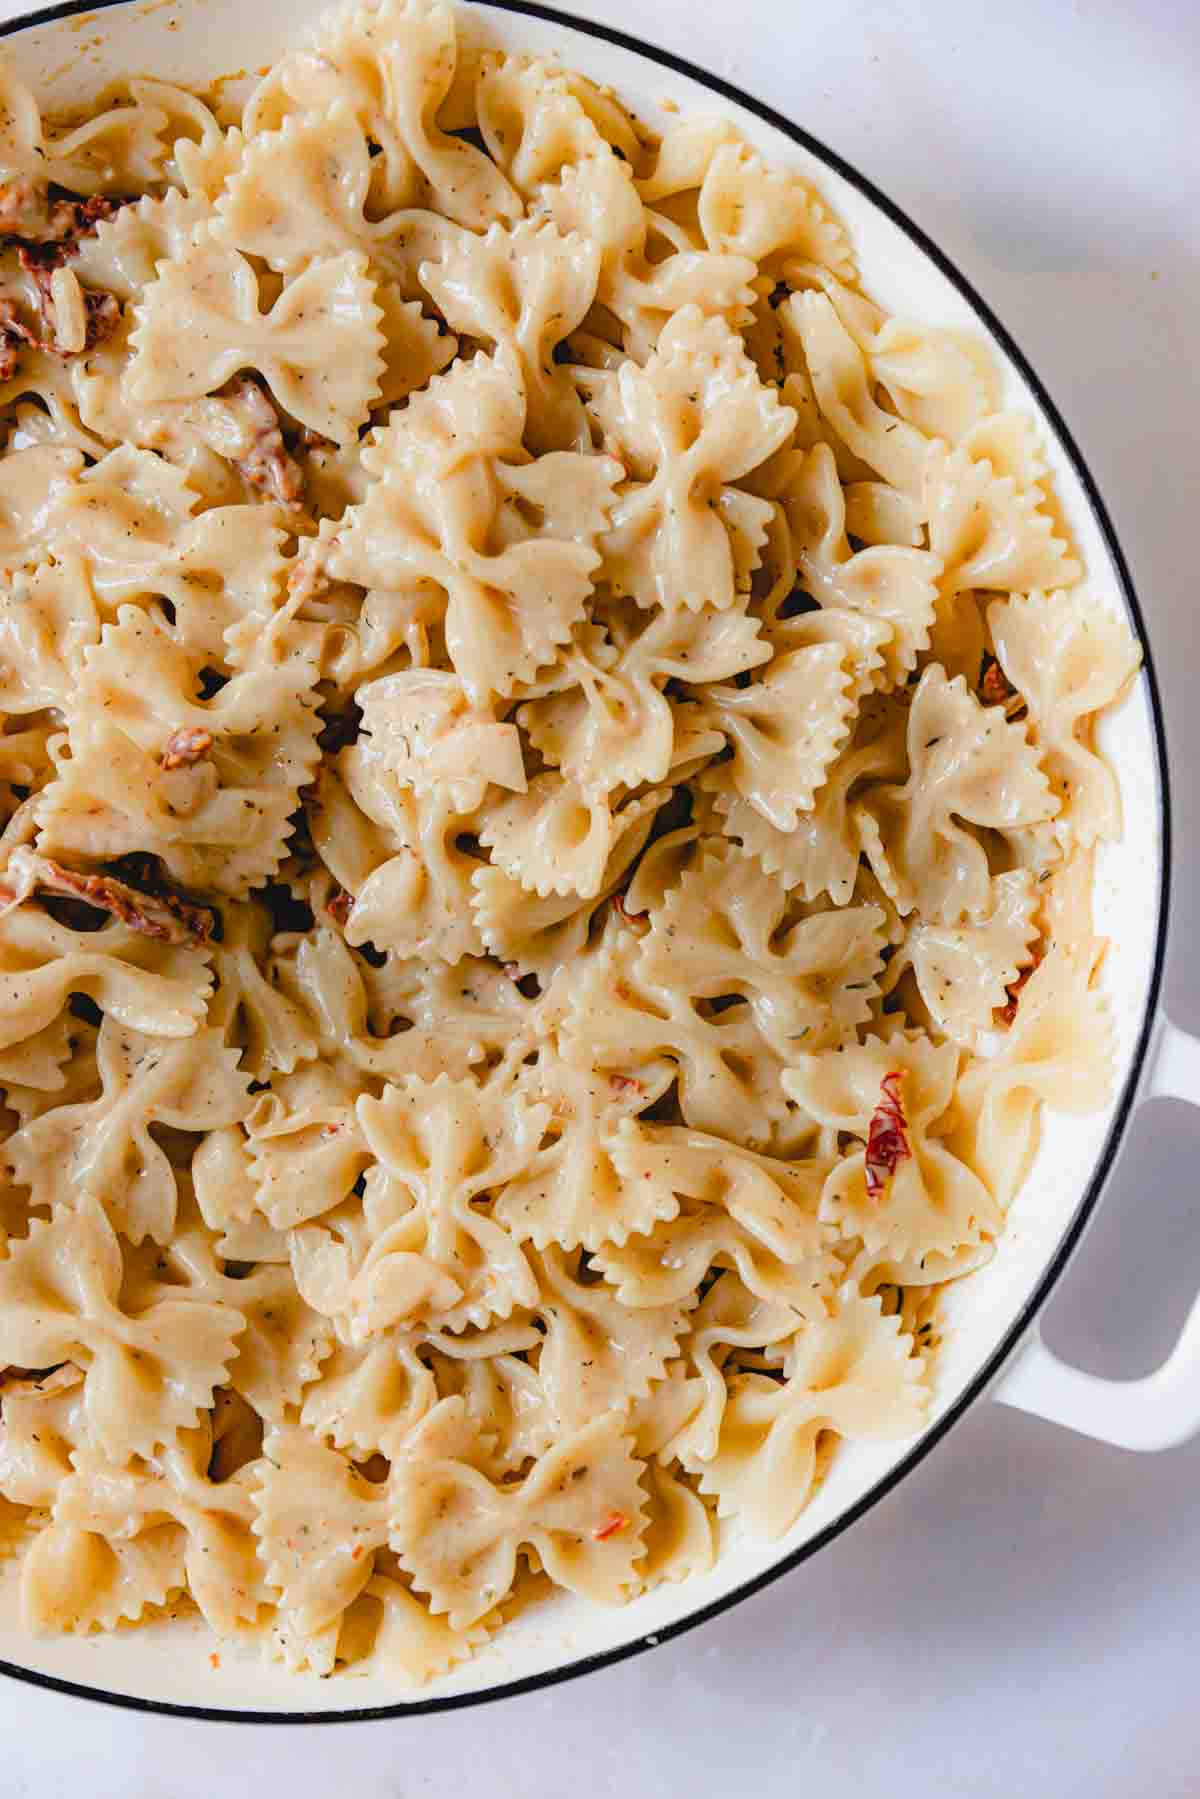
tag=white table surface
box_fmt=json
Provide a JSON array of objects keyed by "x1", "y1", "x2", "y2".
[{"x1": 2, "y1": 0, "x2": 1198, "y2": 1791}]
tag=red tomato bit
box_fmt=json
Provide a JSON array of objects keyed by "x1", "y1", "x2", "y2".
[
  {"x1": 326, "y1": 887, "x2": 354, "y2": 928},
  {"x1": 591, "y1": 1511, "x2": 629, "y2": 1542},
  {"x1": 999, "y1": 952, "x2": 1042, "y2": 1026},
  {"x1": 161, "y1": 726, "x2": 214, "y2": 771},
  {"x1": 864, "y1": 1071, "x2": 911, "y2": 1199},
  {"x1": 978, "y1": 650, "x2": 1016, "y2": 707},
  {"x1": 612, "y1": 891, "x2": 649, "y2": 932}
]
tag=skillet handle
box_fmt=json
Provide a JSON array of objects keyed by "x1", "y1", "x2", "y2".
[{"x1": 991, "y1": 1015, "x2": 1200, "y2": 1452}]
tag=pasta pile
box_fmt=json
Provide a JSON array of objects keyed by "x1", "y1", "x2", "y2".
[{"x1": 0, "y1": 0, "x2": 1139, "y2": 1686}]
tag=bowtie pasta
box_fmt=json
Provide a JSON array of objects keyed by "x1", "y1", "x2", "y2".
[{"x1": 0, "y1": 0, "x2": 1138, "y2": 1688}]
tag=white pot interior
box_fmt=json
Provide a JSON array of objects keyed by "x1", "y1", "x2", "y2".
[{"x1": 0, "y1": 0, "x2": 1167, "y2": 1715}]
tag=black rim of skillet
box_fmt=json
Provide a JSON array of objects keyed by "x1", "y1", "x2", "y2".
[{"x1": 0, "y1": 0, "x2": 1174, "y2": 1725}]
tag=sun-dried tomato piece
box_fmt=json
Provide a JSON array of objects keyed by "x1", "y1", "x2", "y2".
[
  {"x1": 0, "y1": 301, "x2": 25, "y2": 381},
  {"x1": 0, "y1": 847, "x2": 215, "y2": 945},
  {"x1": 998, "y1": 951, "x2": 1043, "y2": 1026},
  {"x1": 160, "y1": 726, "x2": 214, "y2": 771},
  {"x1": 0, "y1": 190, "x2": 123, "y2": 374},
  {"x1": 2, "y1": 251, "x2": 118, "y2": 365},
  {"x1": 977, "y1": 650, "x2": 1012, "y2": 706},
  {"x1": 612, "y1": 890, "x2": 649, "y2": 933},
  {"x1": 0, "y1": 183, "x2": 119, "y2": 254},
  {"x1": 609, "y1": 1074, "x2": 644, "y2": 1098},
  {"x1": 220, "y1": 374, "x2": 306, "y2": 510},
  {"x1": 326, "y1": 888, "x2": 354, "y2": 928},
  {"x1": 864, "y1": 1071, "x2": 911, "y2": 1199},
  {"x1": 591, "y1": 1511, "x2": 629, "y2": 1542}
]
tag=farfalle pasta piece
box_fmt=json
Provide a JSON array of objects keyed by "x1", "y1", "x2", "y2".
[
  {"x1": 160, "y1": 1213, "x2": 333, "y2": 1423},
  {"x1": 126, "y1": 76, "x2": 223, "y2": 177},
  {"x1": 518, "y1": 604, "x2": 766, "y2": 799},
  {"x1": 491, "y1": 1050, "x2": 676, "y2": 1253},
  {"x1": 0, "y1": 1197, "x2": 242, "y2": 1463},
  {"x1": 884, "y1": 869, "x2": 1040, "y2": 1047},
  {"x1": 192, "y1": 1125, "x2": 290, "y2": 1261},
  {"x1": 538, "y1": 149, "x2": 757, "y2": 362},
  {"x1": 694, "y1": 641, "x2": 855, "y2": 830},
  {"x1": 253, "y1": 1423, "x2": 390, "y2": 1641},
  {"x1": 866, "y1": 318, "x2": 998, "y2": 444},
  {"x1": 27, "y1": 1428, "x2": 265, "y2": 1638},
  {"x1": 698, "y1": 141, "x2": 855, "y2": 281},
  {"x1": 857, "y1": 663, "x2": 1058, "y2": 922},
  {"x1": 589, "y1": 308, "x2": 794, "y2": 613},
  {"x1": 685, "y1": 1295, "x2": 926, "y2": 1539},
  {"x1": 636, "y1": 844, "x2": 884, "y2": 1055},
  {"x1": 476, "y1": 56, "x2": 609, "y2": 198},
  {"x1": 71, "y1": 190, "x2": 212, "y2": 303},
  {"x1": 216, "y1": 100, "x2": 442, "y2": 281},
  {"x1": 788, "y1": 292, "x2": 931, "y2": 498},
  {"x1": 21, "y1": 1509, "x2": 185, "y2": 1636},
  {"x1": 311, "y1": 753, "x2": 485, "y2": 963},
  {"x1": 479, "y1": 774, "x2": 666, "y2": 902},
  {"x1": 129, "y1": 237, "x2": 385, "y2": 444},
  {"x1": 0, "y1": 1363, "x2": 90, "y2": 1509},
  {"x1": 784, "y1": 266, "x2": 999, "y2": 443},
  {"x1": 469, "y1": 798, "x2": 658, "y2": 983},
  {"x1": 0, "y1": 902, "x2": 212, "y2": 1050},
  {"x1": 276, "y1": 923, "x2": 544, "y2": 1084},
  {"x1": 248, "y1": 1058, "x2": 373, "y2": 1230},
  {"x1": 214, "y1": 103, "x2": 461, "y2": 418},
  {"x1": 635, "y1": 1460, "x2": 714, "y2": 1591},
  {"x1": 328, "y1": 351, "x2": 620, "y2": 703},
  {"x1": 300, "y1": 1335, "x2": 437, "y2": 1458},
  {"x1": 779, "y1": 443, "x2": 941, "y2": 688},
  {"x1": 709, "y1": 690, "x2": 908, "y2": 905},
  {"x1": 558, "y1": 927, "x2": 789, "y2": 1148},
  {"x1": 0, "y1": 1001, "x2": 98, "y2": 1121},
  {"x1": 420, "y1": 218, "x2": 599, "y2": 452},
  {"x1": 207, "y1": 898, "x2": 320, "y2": 1080},
  {"x1": 285, "y1": 0, "x2": 518, "y2": 227},
  {"x1": 595, "y1": 1121, "x2": 836, "y2": 1315},
  {"x1": 783, "y1": 1030, "x2": 1000, "y2": 1259},
  {"x1": 36, "y1": 607, "x2": 322, "y2": 895},
  {"x1": 0, "y1": 555, "x2": 98, "y2": 717},
  {"x1": 391, "y1": 1398, "x2": 647, "y2": 1626},
  {"x1": 635, "y1": 115, "x2": 736, "y2": 203},
  {"x1": 532, "y1": 1245, "x2": 688, "y2": 1436},
  {"x1": 344, "y1": 1072, "x2": 548, "y2": 1331},
  {"x1": 153, "y1": 507, "x2": 292, "y2": 664},
  {"x1": 629, "y1": 1361, "x2": 707, "y2": 1460},
  {"x1": 989, "y1": 590, "x2": 1140, "y2": 847},
  {"x1": 356, "y1": 669, "x2": 526, "y2": 813},
  {"x1": 665, "y1": 1276, "x2": 801, "y2": 1462},
  {"x1": 45, "y1": 444, "x2": 198, "y2": 602},
  {"x1": 374, "y1": 284, "x2": 459, "y2": 409},
  {"x1": 5, "y1": 1019, "x2": 250, "y2": 1245},
  {"x1": 953, "y1": 944, "x2": 1113, "y2": 1207},
  {"x1": 757, "y1": 579, "x2": 893, "y2": 708},
  {"x1": 955, "y1": 410, "x2": 1049, "y2": 488},
  {"x1": 348, "y1": 1569, "x2": 493, "y2": 1686},
  {"x1": 0, "y1": 61, "x2": 169, "y2": 200},
  {"x1": 429, "y1": 1320, "x2": 554, "y2": 1472},
  {"x1": 0, "y1": 445, "x2": 83, "y2": 566},
  {"x1": 925, "y1": 439, "x2": 1081, "y2": 597}
]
